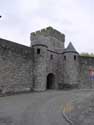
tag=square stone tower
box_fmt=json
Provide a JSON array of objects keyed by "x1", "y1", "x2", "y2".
[{"x1": 30, "y1": 27, "x2": 65, "y2": 91}]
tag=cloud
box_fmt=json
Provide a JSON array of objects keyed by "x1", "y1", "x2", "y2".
[{"x1": 0, "y1": 0, "x2": 93, "y2": 53}]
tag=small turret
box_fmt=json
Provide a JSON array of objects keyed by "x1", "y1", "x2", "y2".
[
  {"x1": 63, "y1": 42, "x2": 80, "y2": 88},
  {"x1": 30, "y1": 29, "x2": 48, "y2": 91}
]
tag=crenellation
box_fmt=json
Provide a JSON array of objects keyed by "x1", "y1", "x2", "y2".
[
  {"x1": 0, "y1": 26, "x2": 94, "y2": 94},
  {"x1": 30, "y1": 27, "x2": 65, "y2": 42}
]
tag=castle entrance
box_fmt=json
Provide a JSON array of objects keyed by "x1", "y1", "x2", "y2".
[{"x1": 47, "y1": 73, "x2": 55, "y2": 89}]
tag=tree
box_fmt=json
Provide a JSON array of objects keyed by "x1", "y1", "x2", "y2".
[{"x1": 80, "y1": 53, "x2": 94, "y2": 57}]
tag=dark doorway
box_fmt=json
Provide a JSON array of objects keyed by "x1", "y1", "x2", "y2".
[{"x1": 47, "y1": 73, "x2": 55, "y2": 89}]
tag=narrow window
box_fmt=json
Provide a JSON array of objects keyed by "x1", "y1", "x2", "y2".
[
  {"x1": 50, "y1": 55, "x2": 53, "y2": 60},
  {"x1": 64, "y1": 56, "x2": 66, "y2": 61},
  {"x1": 74, "y1": 55, "x2": 76, "y2": 60},
  {"x1": 37, "y1": 48, "x2": 40, "y2": 54}
]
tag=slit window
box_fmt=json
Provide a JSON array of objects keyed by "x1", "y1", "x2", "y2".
[
  {"x1": 64, "y1": 56, "x2": 66, "y2": 60},
  {"x1": 74, "y1": 55, "x2": 76, "y2": 60},
  {"x1": 50, "y1": 55, "x2": 53, "y2": 60},
  {"x1": 37, "y1": 48, "x2": 40, "y2": 54}
]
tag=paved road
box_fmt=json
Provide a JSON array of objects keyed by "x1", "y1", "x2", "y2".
[{"x1": 0, "y1": 90, "x2": 93, "y2": 125}]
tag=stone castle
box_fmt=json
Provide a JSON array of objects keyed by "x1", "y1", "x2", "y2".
[{"x1": 0, "y1": 27, "x2": 94, "y2": 94}]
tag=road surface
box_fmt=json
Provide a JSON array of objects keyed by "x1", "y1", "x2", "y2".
[{"x1": 0, "y1": 90, "x2": 93, "y2": 125}]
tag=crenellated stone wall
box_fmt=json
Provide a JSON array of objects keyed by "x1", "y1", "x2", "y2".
[
  {"x1": 30, "y1": 27, "x2": 65, "y2": 42},
  {"x1": 0, "y1": 26, "x2": 94, "y2": 94}
]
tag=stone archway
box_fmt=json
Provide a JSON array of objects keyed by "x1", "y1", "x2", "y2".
[{"x1": 47, "y1": 73, "x2": 55, "y2": 89}]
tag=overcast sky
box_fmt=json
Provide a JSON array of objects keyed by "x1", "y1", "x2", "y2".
[{"x1": 0, "y1": 0, "x2": 93, "y2": 53}]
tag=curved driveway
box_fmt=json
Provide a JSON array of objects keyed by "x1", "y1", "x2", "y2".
[{"x1": 0, "y1": 90, "x2": 93, "y2": 125}]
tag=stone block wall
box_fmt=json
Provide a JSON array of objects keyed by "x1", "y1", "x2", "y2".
[
  {"x1": 47, "y1": 50, "x2": 64, "y2": 89},
  {"x1": 30, "y1": 27, "x2": 65, "y2": 90},
  {"x1": 32, "y1": 45, "x2": 48, "y2": 91},
  {"x1": 0, "y1": 39, "x2": 33, "y2": 94},
  {"x1": 1, "y1": 26, "x2": 94, "y2": 93},
  {"x1": 63, "y1": 53, "x2": 80, "y2": 86},
  {"x1": 79, "y1": 56, "x2": 94, "y2": 89},
  {"x1": 31, "y1": 27, "x2": 65, "y2": 53}
]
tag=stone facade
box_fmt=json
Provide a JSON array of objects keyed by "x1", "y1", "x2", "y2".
[
  {"x1": 0, "y1": 39, "x2": 34, "y2": 94},
  {"x1": 79, "y1": 57, "x2": 94, "y2": 89},
  {"x1": 0, "y1": 26, "x2": 94, "y2": 94}
]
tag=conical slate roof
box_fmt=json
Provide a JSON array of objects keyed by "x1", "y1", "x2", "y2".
[{"x1": 64, "y1": 42, "x2": 78, "y2": 53}]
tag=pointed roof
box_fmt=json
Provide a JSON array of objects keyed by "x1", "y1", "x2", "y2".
[{"x1": 64, "y1": 42, "x2": 78, "y2": 54}]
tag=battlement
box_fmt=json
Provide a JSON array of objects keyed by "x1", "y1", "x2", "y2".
[
  {"x1": 0, "y1": 26, "x2": 94, "y2": 94},
  {"x1": 30, "y1": 27, "x2": 65, "y2": 42}
]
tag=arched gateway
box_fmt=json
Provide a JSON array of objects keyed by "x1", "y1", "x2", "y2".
[{"x1": 47, "y1": 73, "x2": 55, "y2": 89}]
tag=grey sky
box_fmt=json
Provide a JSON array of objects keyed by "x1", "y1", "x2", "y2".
[{"x1": 0, "y1": 0, "x2": 93, "y2": 53}]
